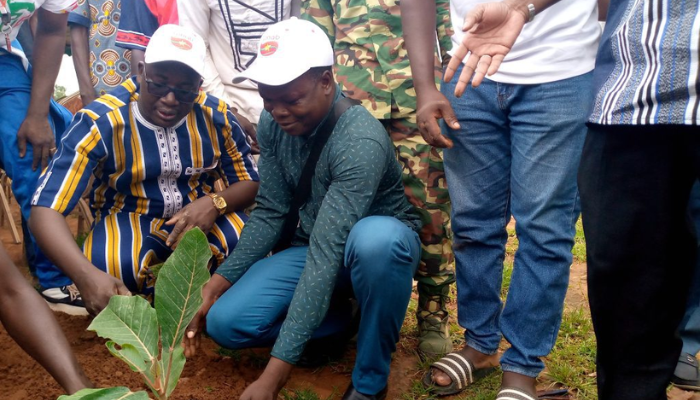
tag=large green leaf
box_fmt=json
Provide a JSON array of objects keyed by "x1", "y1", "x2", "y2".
[
  {"x1": 105, "y1": 342, "x2": 158, "y2": 392},
  {"x1": 57, "y1": 387, "x2": 150, "y2": 400},
  {"x1": 88, "y1": 296, "x2": 159, "y2": 370},
  {"x1": 155, "y1": 228, "x2": 211, "y2": 352}
]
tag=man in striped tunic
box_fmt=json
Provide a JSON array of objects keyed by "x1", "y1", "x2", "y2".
[
  {"x1": 29, "y1": 24, "x2": 259, "y2": 316},
  {"x1": 581, "y1": 1, "x2": 700, "y2": 399}
]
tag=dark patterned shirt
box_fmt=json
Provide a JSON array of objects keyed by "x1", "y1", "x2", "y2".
[{"x1": 215, "y1": 87, "x2": 420, "y2": 363}]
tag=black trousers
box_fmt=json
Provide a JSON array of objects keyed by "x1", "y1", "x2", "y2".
[{"x1": 579, "y1": 124, "x2": 700, "y2": 400}]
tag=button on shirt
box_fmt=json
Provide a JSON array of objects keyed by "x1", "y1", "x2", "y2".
[{"x1": 215, "y1": 88, "x2": 421, "y2": 363}]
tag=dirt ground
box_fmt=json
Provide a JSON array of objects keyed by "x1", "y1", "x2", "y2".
[{"x1": 0, "y1": 201, "x2": 697, "y2": 400}]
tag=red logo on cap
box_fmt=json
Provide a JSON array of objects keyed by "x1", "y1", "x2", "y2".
[
  {"x1": 171, "y1": 37, "x2": 193, "y2": 50},
  {"x1": 260, "y1": 41, "x2": 278, "y2": 56}
]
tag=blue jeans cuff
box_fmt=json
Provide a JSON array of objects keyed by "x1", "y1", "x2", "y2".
[
  {"x1": 501, "y1": 362, "x2": 541, "y2": 378},
  {"x1": 465, "y1": 338, "x2": 499, "y2": 356}
]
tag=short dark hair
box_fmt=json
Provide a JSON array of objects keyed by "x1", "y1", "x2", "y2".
[{"x1": 307, "y1": 66, "x2": 333, "y2": 81}]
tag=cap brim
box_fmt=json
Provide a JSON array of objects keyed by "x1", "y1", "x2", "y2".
[
  {"x1": 232, "y1": 61, "x2": 310, "y2": 86},
  {"x1": 145, "y1": 54, "x2": 204, "y2": 77}
]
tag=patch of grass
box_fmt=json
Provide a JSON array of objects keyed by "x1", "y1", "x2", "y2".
[
  {"x1": 400, "y1": 378, "x2": 435, "y2": 400},
  {"x1": 215, "y1": 347, "x2": 242, "y2": 361},
  {"x1": 281, "y1": 387, "x2": 336, "y2": 400},
  {"x1": 544, "y1": 308, "x2": 597, "y2": 400},
  {"x1": 502, "y1": 224, "x2": 517, "y2": 298},
  {"x1": 572, "y1": 218, "x2": 587, "y2": 263}
]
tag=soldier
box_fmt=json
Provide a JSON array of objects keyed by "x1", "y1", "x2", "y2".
[{"x1": 302, "y1": 0, "x2": 455, "y2": 358}]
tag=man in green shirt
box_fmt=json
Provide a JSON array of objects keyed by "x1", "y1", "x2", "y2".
[
  {"x1": 183, "y1": 18, "x2": 421, "y2": 400},
  {"x1": 302, "y1": 0, "x2": 455, "y2": 358}
]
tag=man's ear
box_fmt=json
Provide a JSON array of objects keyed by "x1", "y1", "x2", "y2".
[
  {"x1": 321, "y1": 69, "x2": 334, "y2": 94},
  {"x1": 136, "y1": 62, "x2": 146, "y2": 84}
]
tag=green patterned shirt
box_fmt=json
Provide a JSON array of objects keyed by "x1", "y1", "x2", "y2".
[{"x1": 215, "y1": 88, "x2": 420, "y2": 363}]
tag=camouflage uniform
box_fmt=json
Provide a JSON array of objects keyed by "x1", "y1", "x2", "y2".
[{"x1": 302, "y1": 0, "x2": 455, "y2": 356}]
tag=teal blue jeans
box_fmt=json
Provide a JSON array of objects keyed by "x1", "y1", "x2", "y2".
[{"x1": 206, "y1": 216, "x2": 420, "y2": 395}]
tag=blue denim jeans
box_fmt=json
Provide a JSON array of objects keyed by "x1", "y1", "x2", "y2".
[
  {"x1": 0, "y1": 51, "x2": 73, "y2": 288},
  {"x1": 679, "y1": 182, "x2": 700, "y2": 356},
  {"x1": 441, "y1": 68, "x2": 593, "y2": 377},
  {"x1": 206, "y1": 216, "x2": 420, "y2": 395}
]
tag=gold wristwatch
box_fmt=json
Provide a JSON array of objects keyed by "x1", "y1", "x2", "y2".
[{"x1": 207, "y1": 193, "x2": 227, "y2": 216}]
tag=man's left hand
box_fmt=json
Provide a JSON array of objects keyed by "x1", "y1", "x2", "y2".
[
  {"x1": 165, "y1": 196, "x2": 219, "y2": 248},
  {"x1": 17, "y1": 114, "x2": 56, "y2": 171},
  {"x1": 240, "y1": 358, "x2": 292, "y2": 400},
  {"x1": 239, "y1": 379, "x2": 279, "y2": 400}
]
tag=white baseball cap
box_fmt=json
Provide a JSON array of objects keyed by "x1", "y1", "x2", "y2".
[
  {"x1": 144, "y1": 24, "x2": 206, "y2": 77},
  {"x1": 233, "y1": 17, "x2": 334, "y2": 86}
]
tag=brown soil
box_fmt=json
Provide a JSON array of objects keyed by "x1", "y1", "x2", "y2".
[{"x1": 0, "y1": 202, "x2": 697, "y2": 399}]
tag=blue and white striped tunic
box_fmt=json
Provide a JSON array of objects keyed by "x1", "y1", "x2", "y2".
[{"x1": 590, "y1": 0, "x2": 700, "y2": 125}]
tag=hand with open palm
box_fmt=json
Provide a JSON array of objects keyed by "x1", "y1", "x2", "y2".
[{"x1": 445, "y1": 1, "x2": 530, "y2": 96}]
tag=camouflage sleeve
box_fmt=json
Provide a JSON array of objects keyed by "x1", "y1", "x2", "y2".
[
  {"x1": 435, "y1": 0, "x2": 453, "y2": 60},
  {"x1": 301, "y1": 0, "x2": 335, "y2": 44}
]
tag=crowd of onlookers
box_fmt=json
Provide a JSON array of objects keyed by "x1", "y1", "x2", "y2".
[{"x1": 0, "y1": 0, "x2": 699, "y2": 399}]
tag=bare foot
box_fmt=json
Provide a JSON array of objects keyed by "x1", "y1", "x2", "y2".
[
  {"x1": 430, "y1": 346, "x2": 499, "y2": 386},
  {"x1": 501, "y1": 371, "x2": 537, "y2": 398}
]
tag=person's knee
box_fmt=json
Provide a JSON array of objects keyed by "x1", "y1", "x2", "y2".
[
  {"x1": 205, "y1": 303, "x2": 273, "y2": 349},
  {"x1": 347, "y1": 216, "x2": 419, "y2": 279}
]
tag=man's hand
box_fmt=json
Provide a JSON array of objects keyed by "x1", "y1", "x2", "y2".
[
  {"x1": 77, "y1": 271, "x2": 131, "y2": 316},
  {"x1": 17, "y1": 114, "x2": 56, "y2": 171},
  {"x1": 231, "y1": 109, "x2": 259, "y2": 155},
  {"x1": 416, "y1": 88, "x2": 460, "y2": 148},
  {"x1": 165, "y1": 196, "x2": 219, "y2": 248},
  {"x1": 184, "y1": 274, "x2": 232, "y2": 357},
  {"x1": 239, "y1": 379, "x2": 278, "y2": 400},
  {"x1": 445, "y1": 0, "x2": 529, "y2": 96},
  {"x1": 240, "y1": 358, "x2": 293, "y2": 400}
]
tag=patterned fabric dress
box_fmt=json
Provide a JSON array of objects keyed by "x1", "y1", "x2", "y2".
[{"x1": 69, "y1": 0, "x2": 132, "y2": 96}]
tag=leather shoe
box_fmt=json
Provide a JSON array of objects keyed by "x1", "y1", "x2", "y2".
[{"x1": 341, "y1": 383, "x2": 388, "y2": 400}]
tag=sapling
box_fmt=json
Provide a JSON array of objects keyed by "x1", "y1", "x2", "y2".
[{"x1": 59, "y1": 228, "x2": 212, "y2": 400}]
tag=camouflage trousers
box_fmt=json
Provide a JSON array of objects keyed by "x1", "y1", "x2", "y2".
[{"x1": 384, "y1": 117, "x2": 455, "y2": 293}]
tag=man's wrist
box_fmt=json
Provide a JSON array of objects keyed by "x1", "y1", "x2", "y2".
[
  {"x1": 261, "y1": 357, "x2": 293, "y2": 390},
  {"x1": 207, "y1": 193, "x2": 227, "y2": 216},
  {"x1": 504, "y1": 0, "x2": 533, "y2": 23}
]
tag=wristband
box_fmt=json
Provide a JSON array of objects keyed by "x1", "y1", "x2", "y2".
[{"x1": 526, "y1": 3, "x2": 536, "y2": 22}]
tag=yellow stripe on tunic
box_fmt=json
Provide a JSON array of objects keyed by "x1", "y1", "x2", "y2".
[
  {"x1": 106, "y1": 214, "x2": 121, "y2": 279},
  {"x1": 128, "y1": 112, "x2": 148, "y2": 215},
  {"x1": 53, "y1": 127, "x2": 103, "y2": 213},
  {"x1": 108, "y1": 109, "x2": 128, "y2": 213},
  {"x1": 130, "y1": 213, "x2": 142, "y2": 284},
  {"x1": 187, "y1": 113, "x2": 203, "y2": 201}
]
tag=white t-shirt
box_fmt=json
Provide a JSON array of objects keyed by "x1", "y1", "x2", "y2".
[
  {"x1": 0, "y1": 0, "x2": 75, "y2": 48},
  {"x1": 450, "y1": 0, "x2": 601, "y2": 84},
  {"x1": 179, "y1": 0, "x2": 292, "y2": 124}
]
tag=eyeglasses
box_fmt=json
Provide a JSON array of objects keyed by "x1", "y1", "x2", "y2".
[{"x1": 143, "y1": 71, "x2": 200, "y2": 104}]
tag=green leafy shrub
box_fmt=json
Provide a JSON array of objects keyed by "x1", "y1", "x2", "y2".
[{"x1": 59, "y1": 228, "x2": 212, "y2": 400}]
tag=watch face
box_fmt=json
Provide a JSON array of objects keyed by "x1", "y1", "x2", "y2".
[{"x1": 214, "y1": 196, "x2": 226, "y2": 212}]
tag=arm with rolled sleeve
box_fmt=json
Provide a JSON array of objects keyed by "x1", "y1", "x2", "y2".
[{"x1": 271, "y1": 135, "x2": 390, "y2": 364}]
